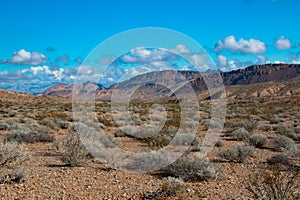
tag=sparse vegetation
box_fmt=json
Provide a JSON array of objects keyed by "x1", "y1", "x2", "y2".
[
  {"x1": 143, "y1": 177, "x2": 186, "y2": 199},
  {"x1": 218, "y1": 144, "x2": 254, "y2": 163},
  {"x1": 248, "y1": 134, "x2": 267, "y2": 148},
  {"x1": 0, "y1": 141, "x2": 29, "y2": 184},
  {"x1": 60, "y1": 126, "x2": 90, "y2": 167},
  {"x1": 247, "y1": 165, "x2": 299, "y2": 200},
  {"x1": 166, "y1": 155, "x2": 217, "y2": 182},
  {"x1": 272, "y1": 135, "x2": 296, "y2": 152}
]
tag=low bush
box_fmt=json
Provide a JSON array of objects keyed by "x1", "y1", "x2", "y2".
[
  {"x1": 248, "y1": 134, "x2": 267, "y2": 148},
  {"x1": 218, "y1": 144, "x2": 254, "y2": 163},
  {"x1": 266, "y1": 154, "x2": 290, "y2": 166},
  {"x1": 60, "y1": 127, "x2": 90, "y2": 167},
  {"x1": 246, "y1": 165, "x2": 299, "y2": 199},
  {"x1": 4, "y1": 123, "x2": 54, "y2": 143},
  {"x1": 0, "y1": 141, "x2": 29, "y2": 184},
  {"x1": 275, "y1": 125, "x2": 299, "y2": 140},
  {"x1": 272, "y1": 135, "x2": 296, "y2": 152},
  {"x1": 143, "y1": 177, "x2": 186, "y2": 199},
  {"x1": 166, "y1": 155, "x2": 217, "y2": 182}
]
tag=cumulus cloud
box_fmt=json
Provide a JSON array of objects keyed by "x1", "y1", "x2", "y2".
[
  {"x1": 214, "y1": 35, "x2": 266, "y2": 54},
  {"x1": 274, "y1": 36, "x2": 291, "y2": 50},
  {"x1": 29, "y1": 65, "x2": 65, "y2": 80},
  {"x1": 0, "y1": 49, "x2": 47, "y2": 65},
  {"x1": 217, "y1": 55, "x2": 227, "y2": 67},
  {"x1": 171, "y1": 44, "x2": 191, "y2": 54},
  {"x1": 216, "y1": 55, "x2": 255, "y2": 71}
]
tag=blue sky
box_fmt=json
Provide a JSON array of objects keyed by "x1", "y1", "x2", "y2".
[{"x1": 0, "y1": 0, "x2": 300, "y2": 93}]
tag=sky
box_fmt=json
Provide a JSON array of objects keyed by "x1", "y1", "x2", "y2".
[{"x1": 0, "y1": 0, "x2": 300, "y2": 93}]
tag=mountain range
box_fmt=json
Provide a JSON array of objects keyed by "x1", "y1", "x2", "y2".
[{"x1": 42, "y1": 63, "x2": 300, "y2": 102}]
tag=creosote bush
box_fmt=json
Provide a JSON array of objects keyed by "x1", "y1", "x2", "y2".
[{"x1": 218, "y1": 144, "x2": 254, "y2": 163}]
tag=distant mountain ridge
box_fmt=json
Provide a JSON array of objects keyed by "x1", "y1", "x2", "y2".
[{"x1": 42, "y1": 63, "x2": 300, "y2": 101}]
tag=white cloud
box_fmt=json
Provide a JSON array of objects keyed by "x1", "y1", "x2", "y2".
[
  {"x1": 256, "y1": 55, "x2": 270, "y2": 64},
  {"x1": 217, "y1": 55, "x2": 227, "y2": 67},
  {"x1": 274, "y1": 60, "x2": 285, "y2": 64},
  {"x1": 171, "y1": 44, "x2": 191, "y2": 54},
  {"x1": 274, "y1": 36, "x2": 291, "y2": 50},
  {"x1": 121, "y1": 47, "x2": 177, "y2": 64},
  {"x1": 291, "y1": 60, "x2": 300, "y2": 64},
  {"x1": 30, "y1": 65, "x2": 64, "y2": 80},
  {"x1": 1, "y1": 49, "x2": 47, "y2": 65},
  {"x1": 98, "y1": 55, "x2": 117, "y2": 65},
  {"x1": 214, "y1": 35, "x2": 266, "y2": 54}
]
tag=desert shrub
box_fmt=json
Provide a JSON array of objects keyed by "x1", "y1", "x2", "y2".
[
  {"x1": 248, "y1": 134, "x2": 267, "y2": 148},
  {"x1": 97, "y1": 115, "x2": 113, "y2": 127},
  {"x1": 269, "y1": 117, "x2": 281, "y2": 124},
  {"x1": 166, "y1": 155, "x2": 217, "y2": 182},
  {"x1": 8, "y1": 111, "x2": 17, "y2": 117},
  {"x1": 246, "y1": 165, "x2": 299, "y2": 200},
  {"x1": 241, "y1": 120, "x2": 258, "y2": 132},
  {"x1": 225, "y1": 127, "x2": 251, "y2": 141},
  {"x1": 126, "y1": 151, "x2": 169, "y2": 172},
  {"x1": 143, "y1": 177, "x2": 186, "y2": 199},
  {"x1": 60, "y1": 127, "x2": 90, "y2": 167},
  {"x1": 259, "y1": 124, "x2": 272, "y2": 132},
  {"x1": 144, "y1": 134, "x2": 170, "y2": 150},
  {"x1": 218, "y1": 144, "x2": 254, "y2": 163},
  {"x1": 171, "y1": 133, "x2": 200, "y2": 146},
  {"x1": 215, "y1": 140, "x2": 224, "y2": 147},
  {"x1": 0, "y1": 141, "x2": 29, "y2": 184},
  {"x1": 275, "y1": 125, "x2": 299, "y2": 140},
  {"x1": 266, "y1": 154, "x2": 290, "y2": 166},
  {"x1": 4, "y1": 123, "x2": 54, "y2": 143},
  {"x1": 272, "y1": 135, "x2": 296, "y2": 152},
  {"x1": 0, "y1": 121, "x2": 9, "y2": 130}
]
